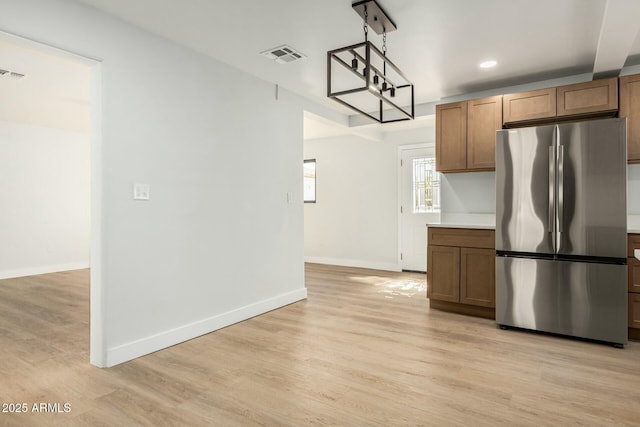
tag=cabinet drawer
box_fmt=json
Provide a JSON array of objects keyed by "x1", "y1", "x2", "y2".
[
  {"x1": 629, "y1": 293, "x2": 640, "y2": 329},
  {"x1": 630, "y1": 258, "x2": 640, "y2": 293},
  {"x1": 629, "y1": 234, "x2": 640, "y2": 257},
  {"x1": 503, "y1": 88, "x2": 556, "y2": 124},
  {"x1": 557, "y1": 78, "x2": 618, "y2": 117},
  {"x1": 428, "y1": 227, "x2": 495, "y2": 249}
]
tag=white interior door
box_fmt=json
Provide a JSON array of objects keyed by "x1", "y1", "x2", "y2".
[{"x1": 400, "y1": 147, "x2": 441, "y2": 272}]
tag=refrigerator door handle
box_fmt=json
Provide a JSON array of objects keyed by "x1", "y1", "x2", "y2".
[
  {"x1": 548, "y1": 146, "x2": 555, "y2": 234},
  {"x1": 558, "y1": 144, "x2": 564, "y2": 234}
]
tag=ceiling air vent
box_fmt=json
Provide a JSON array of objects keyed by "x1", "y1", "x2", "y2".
[
  {"x1": 0, "y1": 68, "x2": 25, "y2": 80},
  {"x1": 261, "y1": 45, "x2": 306, "y2": 64}
]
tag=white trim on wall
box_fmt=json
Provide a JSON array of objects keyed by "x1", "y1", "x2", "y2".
[
  {"x1": 305, "y1": 256, "x2": 401, "y2": 272},
  {"x1": 0, "y1": 262, "x2": 91, "y2": 280},
  {"x1": 105, "y1": 287, "x2": 308, "y2": 367},
  {"x1": 89, "y1": 60, "x2": 104, "y2": 368}
]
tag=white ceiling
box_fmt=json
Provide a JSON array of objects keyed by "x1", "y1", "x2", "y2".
[
  {"x1": 0, "y1": 34, "x2": 91, "y2": 132},
  {"x1": 70, "y1": 0, "x2": 640, "y2": 119},
  {"x1": 5, "y1": 1, "x2": 640, "y2": 136},
  {"x1": 304, "y1": 110, "x2": 436, "y2": 141}
]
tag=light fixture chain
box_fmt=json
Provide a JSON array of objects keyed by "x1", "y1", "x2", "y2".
[
  {"x1": 363, "y1": 6, "x2": 368, "y2": 42},
  {"x1": 382, "y1": 28, "x2": 387, "y2": 77},
  {"x1": 383, "y1": 28, "x2": 387, "y2": 56}
]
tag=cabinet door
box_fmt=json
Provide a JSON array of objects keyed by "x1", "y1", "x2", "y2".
[
  {"x1": 629, "y1": 293, "x2": 640, "y2": 329},
  {"x1": 460, "y1": 248, "x2": 495, "y2": 307},
  {"x1": 436, "y1": 101, "x2": 467, "y2": 172},
  {"x1": 427, "y1": 245, "x2": 460, "y2": 302},
  {"x1": 503, "y1": 88, "x2": 556, "y2": 124},
  {"x1": 630, "y1": 258, "x2": 640, "y2": 293},
  {"x1": 620, "y1": 74, "x2": 640, "y2": 163},
  {"x1": 557, "y1": 78, "x2": 617, "y2": 117},
  {"x1": 629, "y1": 234, "x2": 640, "y2": 257},
  {"x1": 467, "y1": 96, "x2": 502, "y2": 170}
]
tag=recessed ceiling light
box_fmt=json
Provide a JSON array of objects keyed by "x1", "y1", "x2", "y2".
[{"x1": 479, "y1": 60, "x2": 497, "y2": 69}]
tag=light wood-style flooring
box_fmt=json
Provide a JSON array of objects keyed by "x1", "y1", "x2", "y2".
[{"x1": 1, "y1": 264, "x2": 640, "y2": 426}]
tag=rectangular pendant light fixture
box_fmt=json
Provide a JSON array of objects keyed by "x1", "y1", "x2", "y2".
[{"x1": 327, "y1": 0, "x2": 414, "y2": 123}]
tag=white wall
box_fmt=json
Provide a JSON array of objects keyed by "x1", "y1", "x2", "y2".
[
  {"x1": 303, "y1": 125, "x2": 436, "y2": 272},
  {"x1": 304, "y1": 135, "x2": 399, "y2": 271},
  {"x1": 303, "y1": 124, "x2": 639, "y2": 274},
  {"x1": 1, "y1": 0, "x2": 310, "y2": 366},
  {"x1": 440, "y1": 158, "x2": 640, "y2": 216},
  {"x1": 440, "y1": 171, "x2": 496, "y2": 215},
  {"x1": 0, "y1": 120, "x2": 90, "y2": 278}
]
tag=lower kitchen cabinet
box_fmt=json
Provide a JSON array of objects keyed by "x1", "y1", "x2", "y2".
[
  {"x1": 629, "y1": 294, "x2": 640, "y2": 330},
  {"x1": 629, "y1": 258, "x2": 640, "y2": 293},
  {"x1": 428, "y1": 245, "x2": 459, "y2": 302},
  {"x1": 460, "y1": 248, "x2": 495, "y2": 307},
  {"x1": 629, "y1": 234, "x2": 640, "y2": 341},
  {"x1": 427, "y1": 227, "x2": 495, "y2": 319}
]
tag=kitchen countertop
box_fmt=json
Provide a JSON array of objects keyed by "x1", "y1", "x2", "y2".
[
  {"x1": 426, "y1": 214, "x2": 495, "y2": 230},
  {"x1": 427, "y1": 214, "x2": 640, "y2": 233}
]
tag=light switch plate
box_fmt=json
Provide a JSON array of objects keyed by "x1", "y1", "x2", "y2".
[{"x1": 133, "y1": 183, "x2": 150, "y2": 201}]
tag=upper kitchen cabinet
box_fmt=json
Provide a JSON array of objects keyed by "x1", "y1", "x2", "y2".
[
  {"x1": 503, "y1": 87, "x2": 556, "y2": 124},
  {"x1": 557, "y1": 78, "x2": 617, "y2": 117},
  {"x1": 467, "y1": 96, "x2": 503, "y2": 170},
  {"x1": 504, "y1": 78, "x2": 619, "y2": 126},
  {"x1": 435, "y1": 95, "x2": 502, "y2": 173},
  {"x1": 436, "y1": 101, "x2": 467, "y2": 172},
  {"x1": 619, "y1": 74, "x2": 640, "y2": 163}
]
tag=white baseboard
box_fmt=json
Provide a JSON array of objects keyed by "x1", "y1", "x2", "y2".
[
  {"x1": 304, "y1": 256, "x2": 401, "y2": 272},
  {"x1": 105, "y1": 287, "x2": 308, "y2": 367},
  {"x1": 0, "y1": 262, "x2": 90, "y2": 280}
]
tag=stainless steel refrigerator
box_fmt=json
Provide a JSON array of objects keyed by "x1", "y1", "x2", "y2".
[{"x1": 495, "y1": 118, "x2": 628, "y2": 346}]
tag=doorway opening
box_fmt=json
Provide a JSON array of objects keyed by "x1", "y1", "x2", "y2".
[
  {"x1": 0, "y1": 31, "x2": 103, "y2": 366},
  {"x1": 399, "y1": 144, "x2": 441, "y2": 273}
]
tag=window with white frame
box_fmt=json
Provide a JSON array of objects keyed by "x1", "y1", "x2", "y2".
[{"x1": 412, "y1": 157, "x2": 440, "y2": 213}]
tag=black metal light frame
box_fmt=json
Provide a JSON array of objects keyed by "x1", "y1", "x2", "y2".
[
  {"x1": 327, "y1": 0, "x2": 414, "y2": 124},
  {"x1": 327, "y1": 41, "x2": 414, "y2": 123}
]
